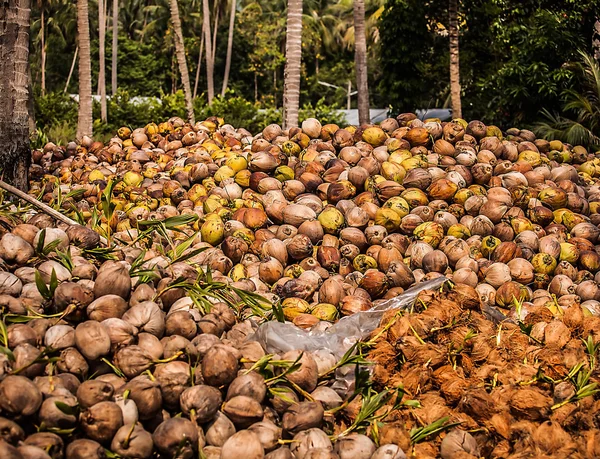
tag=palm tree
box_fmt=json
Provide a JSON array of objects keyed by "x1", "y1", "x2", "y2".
[
  {"x1": 449, "y1": 0, "x2": 462, "y2": 119},
  {"x1": 593, "y1": 19, "x2": 599, "y2": 60},
  {"x1": 98, "y1": 0, "x2": 107, "y2": 122},
  {"x1": 203, "y1": 0, "x2": 214, "y2": 103},
  {"x1": 112, "y1": 0, "x2": 118, "y2": 95},
  {"x1": 0, "y1": 0, "x2": 32, "y2": 190},
  {"x1": 221, "y1": 0, "x2": 236, "y2": 96},
  {"x1": 353, "y1": 0, "x2": 369, "y2": 125},
  {"x1": 535, "y1": 52, "x2": 600, "y2": 149},
  {"x1": 169, "y1": 0, "x2": 195, "y2": 123},
  {"x1": 283, "y1": 0, "x2": 303, "y2": 128},
  {"x1": 76, "y1": 0, "x2": 92, "y2": 138}
]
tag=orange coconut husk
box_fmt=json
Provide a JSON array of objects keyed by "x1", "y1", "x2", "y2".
[{"x1": 509, "y1": 388, "x2": 552, "y2": 421}]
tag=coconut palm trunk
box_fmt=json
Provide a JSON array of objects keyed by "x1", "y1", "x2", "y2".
[
  {"x1": 193, "y1": 33, "x2": 205, "y2": 99},
  {"x1": 203, "y1": 0, "x2": 214, "y2": 104},
  {"x1": 40, "y1": 7, "x2": 46, "y2": 95},
  {"x1": 449, "y1": 0, "x2": 462, "y2": 119},
  {"x1": 169, "y1": 0, "x2": 195, "y2": 123},
  {"x1": 111, "y1": 0, "x2": 118, "y2": 95},
  {"x1": 0, "y1": 0, "x2": 32, "y2": 190},
  {"x1": 353, "y1": 0, "x2": 369, "y2": 125},
  {"x1": 76, "y1": 0, "x2": 93, "y2": 139},
  {"x1": 283, "y1": 0, "x2": 303, "y2": 129},
  {"x1": 98, "y1": 0, "x2": 107, "y2": 122},
  {"x1": 64, "y1": 46, "x2": 78, "y2": 93},
  {"x1": 221, "y1": 0, "x2": 235, "y2": 96},
  {"x1": 211, "y1": 0, "x2": 219, "y2": 64},
  {"x1": 593, "y1": 19, "x2": 600, "y2": 61}
]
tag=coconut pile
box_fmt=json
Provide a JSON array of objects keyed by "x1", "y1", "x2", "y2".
[{"x1": 0, "y1": 113, "x2": 597, "y2": 458}]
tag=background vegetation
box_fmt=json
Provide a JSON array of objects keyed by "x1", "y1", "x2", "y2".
[{"x1": 31, "y1": 0, "x2": 600, "y2": 144}]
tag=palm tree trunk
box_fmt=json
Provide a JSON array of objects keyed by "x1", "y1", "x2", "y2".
[
  {"x1": 221, "y1": 0, "x2": 235, "y2": 96},
  {"x1": 41, "y1": 8, "x2": 46, "y2": 96},
  {"x1": 593, "y1": 19, "x2": 600, "y2": 61},
  {"x1": 353, "y1": 0, "x2": 369, "y2": 125},
  {"x1": 98, "y1": 0, "x2": 107, "y2": 122},
  {"x1": 111, "y1": 0, "x2": 118, "y2": 95},
  {"x1": 64, "y1": 46, "x2": 78, "y2": 93},
  {"x1": 169, "y1": 0, "x2": 195, "y2": 123},
  {"x1": 449, "y1": 0, "x2": 462, "y2": 119},
  {"x1": 211, "y1": 0, "x2": 219, "y2": 64},
  {"x1": 0, "y1": 0, "x2": 32, "y2": 190},
  {"x1": 193, "y1": 33, "x2": 204, "y2": 99},
  {"x1": 283, "y1": 0, "x2": 302, "y2": 129},
  {"x1": 77, "y1": 0, "x2": 93, "y2": 138},
  {"x1": 203, "y1": 0, "x2": 214, "y2": 104}
]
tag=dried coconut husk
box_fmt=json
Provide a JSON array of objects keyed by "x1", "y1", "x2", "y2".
[
  {"x1": 411, "y1": 393, "x2": 452, "y2": 426},
  {"x1": 397, "y1": 339, "x2": 447, "y2": 368},
  {"x1": 550, "y1": 402, "x2": 578, "y2": 428},
  {"x1": 543, "y1": 320, "x2": 572, "y2": 348},
  {"x1": 388, "y1": 315, "x2": 441, "y2": 343},
  {"x1": 531, "y1": 421, "x2": 573, "y2": 454},
  {"x1": 410, "y1": 442, "x2": 437, "y2": 459},
  {"x1": 469, "y1": 333, "x2": 495, "y2": 362},
  {"x1": 393, "y1": 365, "x2": 432, "y2": 396},
  {"x1": 369, "y1": 340, "x2": 397, "y2": 387},
  {"x1": 377, "y1": 421, "x2": 411, "y2": 453},
  {"x1": 562, "y1": 303, "x2": 584, "y2": 331},
  {"x1": 509, "y1": 388, "x2": 552, "y2": 421},
  {"x1": 490, "y1": 440, "x2": 511, "y2": 458},
  {"x1": 495, "y1": 363, "x2": 537, "y2": 386},
  {"x1": 485, "y1": 412, "x2": 512, "y2": 440},
  {"x1": 522, "y1": 305, "x2": 554, "y2": 326},
  {"x1": 458, "y1": 387, "x2": 496, "y2": 422},
  {"x1": 508, "y1": 420, "x2": 537, "y2": 451},
  {"x1": 536, "y1": 344, "x2": 569, "y2": 380},
  {"x1": 447, "y1": 284, "x2": 481, "y2": 311},
  {"x1": 496, "y1": 323, "x2": 530, "y2": 361},
  {"x1": 582, "y1": 316, "x2": 600, "y2": 342}
]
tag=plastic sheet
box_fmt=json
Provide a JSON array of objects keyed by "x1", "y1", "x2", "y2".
[{"x1": 251, "y1": 277, "x2": 448, "y2": 359}]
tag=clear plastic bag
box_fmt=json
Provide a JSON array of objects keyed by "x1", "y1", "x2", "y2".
[{"x1": 251, "y1": 277, "x2": 447, "y2": 359}]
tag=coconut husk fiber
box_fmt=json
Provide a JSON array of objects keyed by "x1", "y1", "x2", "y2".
[{"x1": 367, "y1": 283, "x2": 600, "y2": 458}]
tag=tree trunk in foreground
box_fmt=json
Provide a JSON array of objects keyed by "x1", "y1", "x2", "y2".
[
  {"x1": 169, "y1": 0, "x2": 195, "y2": 123},
  {"x1": 221, "y1": 0, "x2": 236, "y2": 96},
  {"x1": 0, "y1": 0, "x2": 32, "y2": 190},
  {"x1": 283, "y1": 0, "x2": 302, "y2": 129},
  {"x1": 354, "y1": 0, "x2": 369, "y2": 125},
  {"x1": 77, "y1": 0, "x2": 93, "y2": 138},
  {"x1": 593, "y1": 19, "x2": 600, "y2": 61},
  {"x1": 449, "y1": 0, "x2": 462, "y2": 119}
]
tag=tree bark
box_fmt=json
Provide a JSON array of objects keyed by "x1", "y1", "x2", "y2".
[
  {"x1": 169, "y1": 0, "x2": 195, "y2": 123},
  {"x1": 593, "y1": 19, "x2": 600, "y2": 61},
  {"x1": 111, "y1": 0, "x2": 118, "y2": 95},
  {"x1": 203, "y1": 0, "x2": 214, "y2": 104},
  {"x1": 0, "y1": 0, "x2": 32, "y2": 190},
  {"x1": 449, "y1": 0, "x2": 462, "y2": 119},
  {"x1": 283, "y1": 0, "x2": 302, "y2": 129},
  {"x1": 76, "y1": 0, "x2": 92, "y2": 138},
  {"x1": 353, "y1": 0, "x2": 369, "y2": 125},
  {"x1": 221, "y1": 0, "x2": 235, "y2": 96},
  {"x1": 40, "y1": 8, "x2": 45, "y2": 95},
  {"x1": 98, "y1": 0, "x2": 107, "y2": 122}
]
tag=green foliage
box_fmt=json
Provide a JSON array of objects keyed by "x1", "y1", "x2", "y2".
[
  {"x1": 535, "y1": 51, "x2": 600, "y2": 150},
  {"x1": 378, "y1": 0, "x2": 600, "y2": 127},
  {"x1": 299, "y1": 98, "x2": 347, "y2": 125}
]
